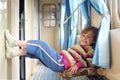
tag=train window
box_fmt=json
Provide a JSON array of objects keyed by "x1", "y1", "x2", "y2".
[{"x1": 42, "y1": 4, "x2": 57, "y2": 27}]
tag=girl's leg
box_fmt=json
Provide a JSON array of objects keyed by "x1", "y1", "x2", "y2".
[
  {"x1": 5, "y1": 30, "x2": 41, "y2": 59},
  {"x1": 5, "y1": 29, "x2": 28, "y2": 49},
  {"x1": 6, "y1": 41, "x2": 40, "y2": 59},
  {"x1": 16, "y1": 48, "x2": 26, "y2": 56},
  {"x1": 27, "y1": 40, "x2": 65, "y2": 72},
  {"x1": 5, "y1": 30, "x2": 65, "y2": 72},
  {"x1": 16, "y1": 40, "x2": 27, "y2": 48},
  {"x1": 6, "y1": 41, "x2": 27, "y2": 58}
]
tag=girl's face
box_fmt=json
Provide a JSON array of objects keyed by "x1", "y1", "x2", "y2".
[{"x1": 79, "y1": 31, "x2": 95, "y2": 46}]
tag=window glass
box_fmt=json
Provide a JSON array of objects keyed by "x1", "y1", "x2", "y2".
[{"x1": 42, "y1": 4, "x2": 57, "y2": 27}]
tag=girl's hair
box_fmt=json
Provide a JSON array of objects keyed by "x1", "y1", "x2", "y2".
[{"x1": 81, "y1": 26, "x2": 98, "y2": 41}]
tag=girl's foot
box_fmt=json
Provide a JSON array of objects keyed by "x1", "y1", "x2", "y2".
[
  {"x1": 5, "y1": 30, "x2": 18, "y2": 47},
  {"x1": 6, "y1": 41, "x2": 17, "y2": 59}
]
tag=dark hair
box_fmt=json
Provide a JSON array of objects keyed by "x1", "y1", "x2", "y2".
[{"x1": 81, "y1": 26, "x2": 98, "y2": 42}]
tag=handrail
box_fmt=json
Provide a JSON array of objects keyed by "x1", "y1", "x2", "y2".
[{"x1": 20, "y1": 0, "x2": 26, "y2": 80}]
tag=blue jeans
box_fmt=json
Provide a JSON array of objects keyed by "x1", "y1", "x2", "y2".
[{"x1": 26, "y1": 40, "x2": 65, "y2": 72}]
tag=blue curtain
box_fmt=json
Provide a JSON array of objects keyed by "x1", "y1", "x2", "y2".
[
  {"x1": 60, "y1": 0, "x2": 81, "y2": 49},
  {"x1": 67, "y1": 0, "x2": 78, "y2": 48},
  {"x1": 64, "y1": 0, "x2": 71, "y2": 49},
  {"x1": 59, "y1": 0, "x2": 110, "y2": 68},
  {"x1": 80, "y1": 0, "x2": 111, "y2": 68},
  {"x1": 59, "y1": 0, "x2": 66, "y2": 49},
  {"x1": 79, "y1": 0, "x2": 91, "y2": 28}
]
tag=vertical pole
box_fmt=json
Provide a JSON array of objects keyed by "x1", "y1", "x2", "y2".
[
  {"x1": 19, "y1": 0, "x2": 26, "y2": 80},
  {"x1": 38, "y1": 0, "x2": 40, "y2": 40}
]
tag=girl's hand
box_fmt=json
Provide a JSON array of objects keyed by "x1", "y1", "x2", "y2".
[{"x1": 68, "y1": 64, "x2": 78, "y2": 74}]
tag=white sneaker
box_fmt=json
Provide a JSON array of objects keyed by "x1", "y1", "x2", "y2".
[
  {"x1": 5, "y1": 30, "x2": 18, "y2": 47},
  {"x1": 6, "y1": 41, "x2": 16, "y2": 59}
]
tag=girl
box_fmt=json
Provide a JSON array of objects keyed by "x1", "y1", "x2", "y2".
[{"x1": 5, "y1": 26, "x2": 98, "y2": 74}]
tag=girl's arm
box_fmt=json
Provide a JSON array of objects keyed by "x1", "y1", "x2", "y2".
[{"x1": 68, "y1": 64, "x2": 78, "y2": 74}]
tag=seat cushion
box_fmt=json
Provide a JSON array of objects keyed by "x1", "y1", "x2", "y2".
[{"x1": 59, "y1": 67, "x2": 96, "y2": 78}]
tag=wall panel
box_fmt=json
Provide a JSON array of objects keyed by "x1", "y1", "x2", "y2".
[{"x1": 0, "y1": 0, "x2": 19, "y2": 79}]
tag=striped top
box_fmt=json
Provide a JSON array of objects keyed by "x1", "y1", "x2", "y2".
[{"x1": 60, "y1": 45, "x2": 94, "y2": 69}]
